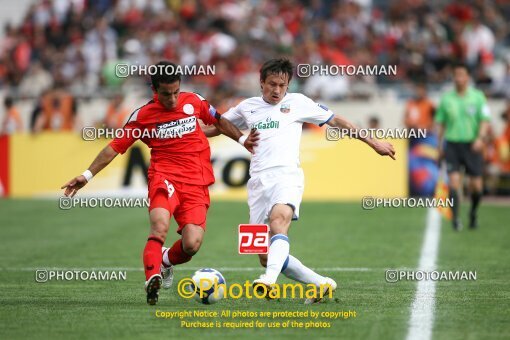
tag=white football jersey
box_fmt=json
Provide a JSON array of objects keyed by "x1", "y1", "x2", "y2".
[{"x1": 222, "y1": 93, "x2": 334, "y2": 174}]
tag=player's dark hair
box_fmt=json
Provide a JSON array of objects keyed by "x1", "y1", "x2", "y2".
[
  {"x1": 151, "y1": 61, "x2": 181, "y2": 90},
  {"x1": 260, "y1": 58, "x2": 294, "y2": 83}
]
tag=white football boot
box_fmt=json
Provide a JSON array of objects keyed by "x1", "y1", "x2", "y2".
[
  {"x1": 160, "y1": 247, "x2": 174, "y2": 289},
  {"x1": 304, "y1": 277, "x2": 337, "y2": 304},
  {"x1": 252, "y1": 274, "x2": 275, "y2": 299}
]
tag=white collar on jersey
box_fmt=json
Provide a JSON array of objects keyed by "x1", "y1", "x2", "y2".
[{"x1": 261, "y1": 92, "x2": 288, "y2": 105}]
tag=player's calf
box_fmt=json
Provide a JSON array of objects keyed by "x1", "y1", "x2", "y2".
[
  {"x1": 144, "y1": 210, "x2": 169, "y2": 296},
  {"x1": 143, "y1": 236, "x2": 165, "y2": 282},
  {"x1": 160, "y1": 225, "x2": 204, "y2": 289},
  {"x1": 258, "y1": 253, "x2": 268, "y2": 268}
]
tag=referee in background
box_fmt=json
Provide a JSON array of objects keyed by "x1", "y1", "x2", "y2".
[{"x1": 436, "y1": 63, "x2": 491, "y2": 231}]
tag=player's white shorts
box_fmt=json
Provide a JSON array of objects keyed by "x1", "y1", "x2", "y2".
[{"x1": 247, "y1": 167, "x2": 304, "y2": 225}]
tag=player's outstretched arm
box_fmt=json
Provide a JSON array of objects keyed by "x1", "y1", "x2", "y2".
[
  {"x1": 327, "y1": 114, "x2": 396, "y2": 160},
  {"x1": 61, "y1": 145, "x2": 119, "y2": 197},
  {"x1": 213, "y1": 116, "x2": 260, "y2": 153}
]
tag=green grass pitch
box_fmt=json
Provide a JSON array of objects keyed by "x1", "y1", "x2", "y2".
[{"x1": 0, "y1": 199, "x2": 508, "y2": 339}]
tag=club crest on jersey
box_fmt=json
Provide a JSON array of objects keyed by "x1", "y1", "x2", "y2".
[
  {"x1": 280, "y1": 103, "x2": 290, "y2": 113},
  {"x1": 183, "y1": 103, "x2": 194, "y2": 115}
]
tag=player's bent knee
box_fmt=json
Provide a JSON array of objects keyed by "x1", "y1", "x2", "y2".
[
  {"x1": 182, "y1": 237, "x2": 202, "y2": 256},
  {"x1": 269, "y1": 209, "x2": 293, "y2": 232},
  {"x1": 269, "y1": 220, "x2": 290, "y2": 235},
  {"x1": 181, "y1": 224, "x2": 204, "y2": 255}
]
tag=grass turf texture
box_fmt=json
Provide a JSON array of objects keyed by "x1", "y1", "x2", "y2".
[{"x1": 0, "y1": 199, "x2": 508, "y2": 339}]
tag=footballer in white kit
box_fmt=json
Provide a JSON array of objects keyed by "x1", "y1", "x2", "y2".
[
  {"x1": 222, "y1": 92, "x2": 331, "y2": 225},
  {"x1": 205, "y1": 59, "x2": 396, "y2": 303}
]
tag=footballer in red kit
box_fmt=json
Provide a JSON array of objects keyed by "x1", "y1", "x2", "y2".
[
  {"x1": 61, "y1": 61, "x2": 259, "y2": 305},
  {"x1": 110, "y1": 91, "x2": 218, "y2": 222}
]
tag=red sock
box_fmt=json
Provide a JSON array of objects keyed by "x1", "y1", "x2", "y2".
[
  {"x1": 166, "y1": 239, "x2": 192, "y2": 266},
  {"x1": 143, "y1": 236, "x2": 164, "y2": 280}
]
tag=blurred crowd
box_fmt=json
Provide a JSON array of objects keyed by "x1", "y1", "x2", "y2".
[
  {"x1": 1, "y1": 0, "x2": 510, "y2": 192},
  {"x1": 0, "y1": 0, "x2": 509, "y2": 101}
]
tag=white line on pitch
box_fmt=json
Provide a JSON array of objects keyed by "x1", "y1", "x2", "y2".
[
  {"x1": 406, "y1": 208, "x2": 441, "y2": 340},
  {"x1": 0, "y1": 266, "x2": 377, "y2": 272}
]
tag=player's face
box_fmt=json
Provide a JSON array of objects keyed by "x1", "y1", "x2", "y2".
[
  {"x1": 453, "y1": 67, "x2": 470, "y2": 90},
  {"x1": 156, "y1": 82, "x2": 180, "y2": 109},
  {"x1": 260, "y1": 73, "x2": 289, "y2": 105}
]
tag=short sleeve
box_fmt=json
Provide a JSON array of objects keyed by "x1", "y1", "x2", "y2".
[
  {"x1": 478, "y1": 92, "x2": 491, "y2": 121},
  {"x1": 222, "y1": 104, "x2": 249, "y2": 130},
  {"x1": 109, "y1": 111, "x2": 142, "y2": 154},
  {"x1": 195, "y1": 93, "x2": 218, "y2": 126},
  {"x1": 296, "y1": 95, "x2": 334, "y2": 126}
]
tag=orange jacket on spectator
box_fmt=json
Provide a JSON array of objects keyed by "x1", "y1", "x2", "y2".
[
  {"x1": 496, "y1": 124, "x2": 510, "y2": 172},
  {"x1": 104, "y1": 104, "x2": 129, "y2": 129},
  {"x1": 39, "y1": 91, "x2": 75, "y2": 131},
  {"x1": 1, "y1": 106, "x2": 23, "y2": 134},
  {"x1": 404, "y1": 99, "x2": 435, "y2": 131}
]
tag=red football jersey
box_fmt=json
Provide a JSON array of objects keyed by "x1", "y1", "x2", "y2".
[{"x1": 110, "y1": 92, "x2": 218, "y2": 185}]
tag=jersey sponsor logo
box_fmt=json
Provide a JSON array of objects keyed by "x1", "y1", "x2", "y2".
[
  {"x1": 238, "y1": 224, "x2": 269, "y2": 254},
  {"x1": 156, "y1": 116, "x2": 196, "y2": 138},
  {"x1": 251, "y1": 117, "x2": 280, "y2": 130},
  {"x1": 280, "y1": 103, "x2": 290, "y2": 113}
]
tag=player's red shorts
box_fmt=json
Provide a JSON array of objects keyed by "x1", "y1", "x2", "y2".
[{"x1": 148, "y1": 173, "x2": 210, "y2": 234}]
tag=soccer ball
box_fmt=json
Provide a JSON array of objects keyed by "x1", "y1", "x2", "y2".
[{"x1": 188, "y1": 268, "x2": 226, "y2": 304}]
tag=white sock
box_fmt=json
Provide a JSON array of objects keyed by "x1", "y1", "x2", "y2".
[
  {"x1": 264, "y1": 234, "x2": 290, "y2": 283},
  {"x1": 281, "y1": 255, "x2": 326, "y2": 286},
  {"x1": 162, "y1": 247, "x2": 171, "y2": 267}
]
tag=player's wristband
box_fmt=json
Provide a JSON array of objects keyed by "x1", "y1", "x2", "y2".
[
  {"x1": 238, "y1": 135, "x2": 248, "y2": 145},
  {"x1": 82, "y1": 170, "x2": 93, "y2": 182}
]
